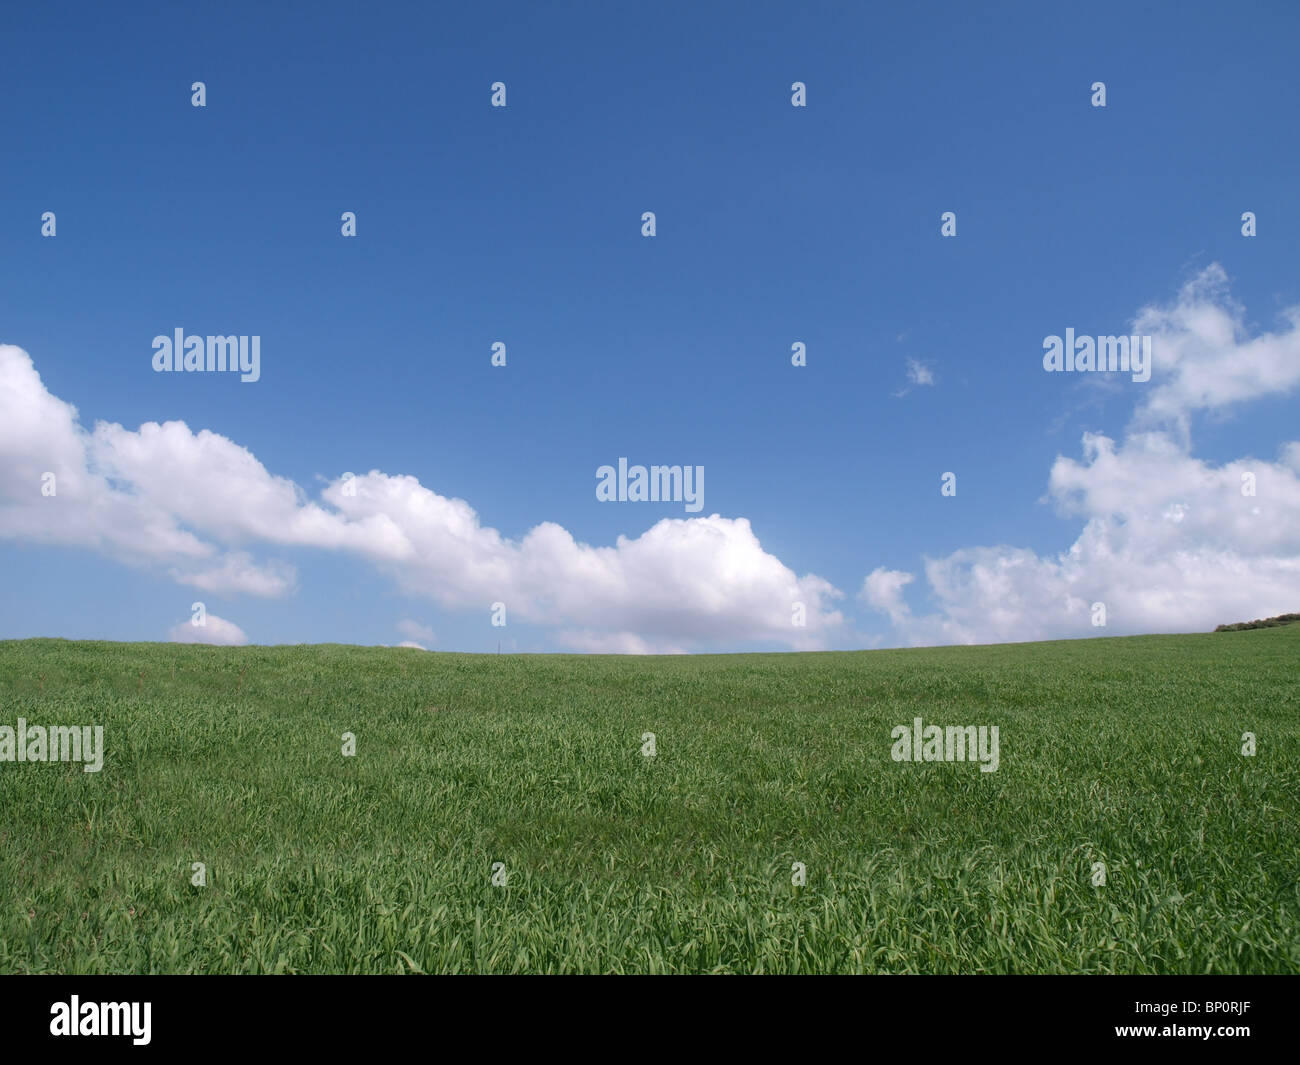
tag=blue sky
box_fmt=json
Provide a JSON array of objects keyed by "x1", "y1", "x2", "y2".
[{"x1": 2, "y1": 0, "x2": 1298, "y2": 652}]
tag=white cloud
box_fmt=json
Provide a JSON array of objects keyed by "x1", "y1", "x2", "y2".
[
  {"x1": 1133, "y1": 263, "x2": 1300, "y2": 433},
  {"x1": 168, "y1": 614, "x2": 249, "y2": 646},
  {"x1": 172, "y1": 552, "x2": 296, "y2": 597},
  {"x1": 395, "y1": 640, "x2": 429, "y2": 651},
  {"x1": 893, "y1": 357, "x2": 936, "y2": 397},
  {"x1": 863, "y1": 267, "x2": 1300, "y2": 645},
  {"x1": 859, "y1": 568, "x2": 915, "y2": 628},
  {"x1": 0, "y1": 346, "x2": 294, "y2": 590},
  {"x1": 905, "y1": 358, "x2": 935, "y2": 386},
  {"x1": 10, "y1": 262, "x2": 1291, "y2": 654},
  {"x1": 0, "y1": 344, "x2": 845, "y2": 652},
  {"x1": 322, "y1": 479, "x2": 845, "y2": 649}
]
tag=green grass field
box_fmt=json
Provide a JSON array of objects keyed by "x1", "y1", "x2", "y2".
[{"x1": 1, "y1": 627, "x2": 1297, "y2": 974}]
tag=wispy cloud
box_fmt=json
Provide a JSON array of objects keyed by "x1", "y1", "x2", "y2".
[{"x1": 893, "y1": 357, "x2": 936, "y2": 397}]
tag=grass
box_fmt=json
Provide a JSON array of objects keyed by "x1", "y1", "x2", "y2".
[{"x1": 0, "y1": 626, "x2": 1297, "y2": 974}]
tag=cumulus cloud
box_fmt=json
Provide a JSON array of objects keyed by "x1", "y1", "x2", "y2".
[
  {"x1": 1132, "y1": 263, "x2": 1300, "y2": 434},
  {"x1": 860, "y1": 568, "x2": 915, "y2": 628},
  {"x1": 9, "y1": 262, "x2": 1291, "y2": 654},
  {"x1": 168, "y1": 614, "x2": 249, "y2": 646},
  {"x1": 322, "y1": 480, "x2": 844, "y2": 650},
  {"x1": 0, "y1": 344, "x2": 845, "y2": 652},
  {"x1": 863, "y1": 266, "x2": 1300, "y2": 645},
  {"x1": 0, "y1": 346, "x2": 295, "y2": 590}
]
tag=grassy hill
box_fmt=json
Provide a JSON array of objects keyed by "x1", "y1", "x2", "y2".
[{"x1": 1, "y1": 627, "x2": 1297, "y2": 974}]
